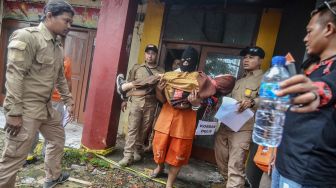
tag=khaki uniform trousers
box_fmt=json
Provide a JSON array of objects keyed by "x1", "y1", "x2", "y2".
[
  {"x1": 29, "y1": 101, "x2": 66, "y2": 156},
  {"x1": 123, "y1": 96, "x2": 157, "y2": 157},
  {"x1": 0, "y1": 110, "x2": 64, "y2": 188},
  {"x1": 259, "y1": 172, "x2": 272, "y2": 188},
  {"x1": 214, "y1": 126, "x2": 252, "y2": 188}
]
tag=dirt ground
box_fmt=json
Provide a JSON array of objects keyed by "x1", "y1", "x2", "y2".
[
  {"x1": 0, "y1": 130, "x2": 226, "y2": 188},
  {"x1": 0, "y1": 130, "x2": 165, "y2": 188}
]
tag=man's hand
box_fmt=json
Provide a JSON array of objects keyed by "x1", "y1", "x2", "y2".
[
  {"x1": 237, "y1": 99, "x2": 253, "y2": 113},
  {"x1": 276, "y1": 74, "x2": 320, "y2": 113},
  {"x1": 188, "y1": 90, "x2": 201, "y2": 107},
  {"x1": 65, "y1": 105, "x2": 75, "y2": 124},
  {"x1": 5, "y1": 116, "x2": 23, "y2": 136},
  {"x1": 155, "y1": 80, "x2": 167, "y2": 104},
  {"x1": 121, "y1": 101, "x2": 127, "y2": 112},
  {"x1": 156, "y1": 80, "x2": 166, "y2": 92}
]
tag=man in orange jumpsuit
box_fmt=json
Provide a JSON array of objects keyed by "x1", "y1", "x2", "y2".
[{"x1": 151, "y1": 46, "x2": 201, "y2": 188}]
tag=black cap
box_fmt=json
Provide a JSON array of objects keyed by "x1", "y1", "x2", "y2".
[
  {"x1": 145, "y1": 44, "x2": 158, "y2": 53},
  {"x1": 240, "y1": 46, "x2": 265, "y2": 59}
]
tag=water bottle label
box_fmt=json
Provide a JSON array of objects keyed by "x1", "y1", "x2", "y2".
[{"x1": 259, "y1": 82, "x2": 289, "y2": 100}]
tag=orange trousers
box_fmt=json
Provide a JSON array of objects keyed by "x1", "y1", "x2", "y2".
[{"x1": 152, "y1": 131, "x2": 193, "y2": 167}]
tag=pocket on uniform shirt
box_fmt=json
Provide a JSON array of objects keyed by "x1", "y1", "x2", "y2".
[
  {"x1": 35, "y1": 52, "x2": 54, "y2": 73},
  {"x1": 244, "y1": 85, "x2": 259, "y2": 98}
]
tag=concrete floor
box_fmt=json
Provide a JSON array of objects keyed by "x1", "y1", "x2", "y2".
[{"x1": 108, "y1": 136, "x2": 224, "y2": 188}]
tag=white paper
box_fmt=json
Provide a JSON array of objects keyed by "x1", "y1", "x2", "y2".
[
  {"x1": 215, "y1": 97, "x2": 254, "y2": 132},
  {"x1": 195, "y1": 120, "x2": 218, "y2": 135}
]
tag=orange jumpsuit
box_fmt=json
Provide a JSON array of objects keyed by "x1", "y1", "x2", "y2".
[
  {"x1": 52, "y1": 56, "x2": 72, "y2": 101},
  {"x1": 152, "y1": 103, "x2": 197, "y2": 167}
]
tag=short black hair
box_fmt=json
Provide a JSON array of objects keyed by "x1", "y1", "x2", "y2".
[
  {"x1": 41, "y1": 0, "x2": 75, "y2": 21},
  {"x1": 311, "y1": 1, "x2": 336, "y2": 26}
]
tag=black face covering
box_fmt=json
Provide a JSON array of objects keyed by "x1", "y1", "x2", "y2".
[{"x1": 180, "y1": 46, "x2": 198, "y2": 72}]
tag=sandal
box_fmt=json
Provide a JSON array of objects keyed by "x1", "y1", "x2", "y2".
[{"x1": 149, "y1": 168, "x2": 164, "y2": 178}]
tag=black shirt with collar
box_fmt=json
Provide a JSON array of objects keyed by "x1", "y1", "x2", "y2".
[{"x1": 276, "y1": 57, "x2": 336, "y2": 186}]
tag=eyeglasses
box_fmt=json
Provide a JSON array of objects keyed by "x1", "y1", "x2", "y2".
[{"x1": 324, "y1": 1, "x2": 336, "y2": 16}]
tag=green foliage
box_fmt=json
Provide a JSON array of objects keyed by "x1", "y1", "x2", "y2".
[
  {"x1": 62, "y1": 148, "x2": 110, "y2": 169},
  {"x1": 89, "y1": 158, "x2": 111, "y2": 169}
]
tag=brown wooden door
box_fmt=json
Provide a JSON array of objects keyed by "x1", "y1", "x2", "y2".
[
  {"x1": 64, "y1": 30, "x2": 95, "y2": 124},
  {"x1": 0, "y1": 20, "x2": 30, "y2": 105}
]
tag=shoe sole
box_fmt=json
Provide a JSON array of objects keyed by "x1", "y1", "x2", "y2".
[
  {"x1": 45, "y1": 175, "x2": 69, "y2": 188},
  {"x1": 118, "y1": 163, "x2": 131, "y2": 167},
  {"x1": 118, "y1": 160, "x2": 133, "y2": 167},
  {"x1": 116, "y1": 74, "x2": 125, "y2": 96},
  {"x1": 48, "y1": 179, "x2": 69, "y2": 188}
]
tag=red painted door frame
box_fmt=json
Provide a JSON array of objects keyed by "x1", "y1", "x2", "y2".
[{"x1": 81, "y1": 0, "x2": 138, "y2": 152}]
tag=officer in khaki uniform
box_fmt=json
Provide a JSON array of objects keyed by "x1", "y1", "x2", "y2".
[
  {"x1": 214, "y1": 46, "x2": 265, "y2": 188},
  {"x1": 118, "y1": 44, "x2": 164, "y2": 167},
  {"x1": 0, "y1": 1, "x2": 75, "y2": 188}
]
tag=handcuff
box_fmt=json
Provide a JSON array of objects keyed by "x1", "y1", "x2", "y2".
[{"x1": 191, "y1": 105, "x2": 201, "y2": 111}]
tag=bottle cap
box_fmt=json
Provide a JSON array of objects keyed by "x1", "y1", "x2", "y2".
[{"x1": 272, "y1": 56, "x2": 286, "y2": 66}]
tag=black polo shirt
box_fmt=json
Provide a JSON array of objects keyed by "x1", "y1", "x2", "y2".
[{"x1": 276, "y1": 58, "x2": 336, "y2": 186}]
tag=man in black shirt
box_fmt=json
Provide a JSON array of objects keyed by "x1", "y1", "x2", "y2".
[{"x1": 273, "y1": 1, "x2": 336, "y2": 187}]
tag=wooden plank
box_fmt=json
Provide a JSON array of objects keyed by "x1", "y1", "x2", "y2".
[{"x1": 68, "y1": 177, "x2": 93, "y2": 186}]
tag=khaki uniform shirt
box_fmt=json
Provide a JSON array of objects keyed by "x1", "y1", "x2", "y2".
[
  {"x1": 127, "y1": 63, "x2": 164, "y2": 104},
  {"x1": 3, "y1": 23, "x2": 73, "y2": 120},
  {"x1": 230, "y1": 69, "x2": 263, "y2": 131}
]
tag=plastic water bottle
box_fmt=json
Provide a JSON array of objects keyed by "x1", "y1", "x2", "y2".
[{"x1": 252, "y1": 56, "x2": 291, "y2": 147}]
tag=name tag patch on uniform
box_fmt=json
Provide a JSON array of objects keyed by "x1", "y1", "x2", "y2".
[{"x1": 245, "y1": 89, "x2": 252, "y2": 97}]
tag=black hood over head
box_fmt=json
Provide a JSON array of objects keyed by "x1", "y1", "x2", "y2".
[{"x1": 181, "y1": 46, "x2": 198, "y2": 72}]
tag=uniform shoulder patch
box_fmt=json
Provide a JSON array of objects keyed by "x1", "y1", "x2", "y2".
[
  {"x1": 24, "y1": 27, "x2": 39, "y2": 32},
  {"x1": 8, "y1": 40, "x2": 27, "y2": 50}
]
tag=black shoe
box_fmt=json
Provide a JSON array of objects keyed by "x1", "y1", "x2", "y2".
[
  {"x1": 43, "y1": 172, "x2": 70, "y2": 188},
  {"x1": 116, "y1": 74, "x2": 126, "y2": 100}
]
